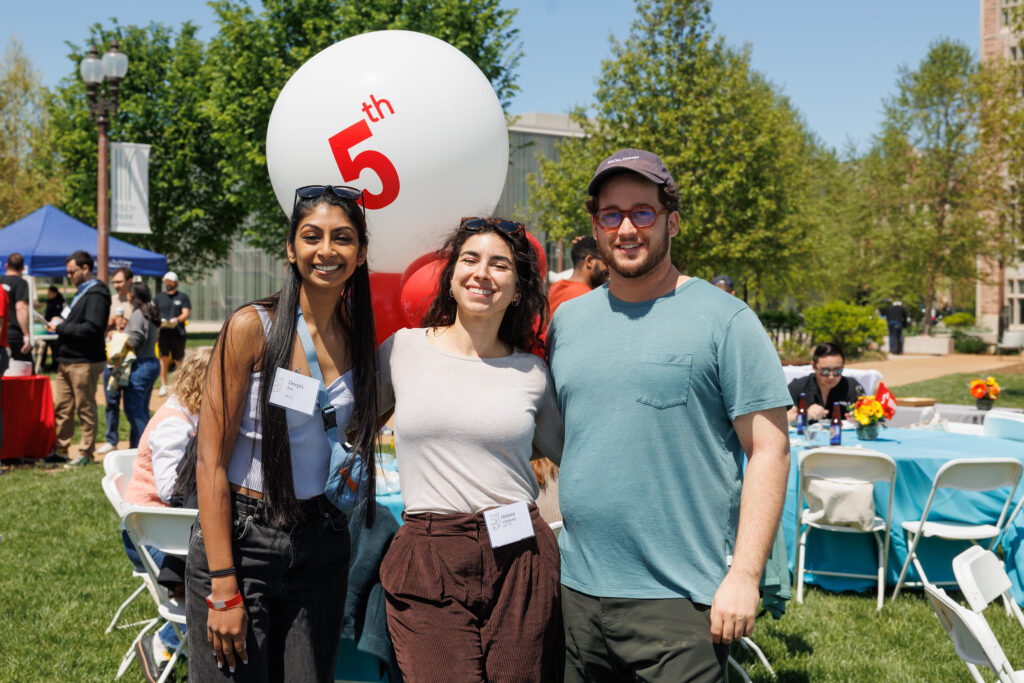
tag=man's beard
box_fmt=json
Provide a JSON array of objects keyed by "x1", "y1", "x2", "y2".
[{"x1": 596, "y1": 231, "x2": 670, "y2": 279}]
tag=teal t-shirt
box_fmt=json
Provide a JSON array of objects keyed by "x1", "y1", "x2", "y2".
[{"x1": 547, "y1": 278, "x2": 791, "y2": 604}]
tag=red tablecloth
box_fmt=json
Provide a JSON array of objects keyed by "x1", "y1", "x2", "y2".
[{"x1": 2, "y1": 375, "x2": 56, "y2": 460}]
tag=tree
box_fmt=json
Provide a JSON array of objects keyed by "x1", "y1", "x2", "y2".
[
  {"x1": 868, "y1": 39, "x2": 1009, "y2": 334},
  {"x1": 528, "y1": 0, "x2": 822, "y2": 308},
  {"x1": 0, "y1": 38, "x2": 63, "y2": 226},
  {"x1": 48, "y1": 22, "x2": 238, "y2": 280},
  {"x1": 203, "y1": 0, "x2": 523, "y2": 254}
]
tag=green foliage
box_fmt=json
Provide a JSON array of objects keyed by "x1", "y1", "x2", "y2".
[
  {"x1": 866, "y1": 39, "x2": 1008, "y2": 333},
  {"x1": 952, "y1": 329, "x2": 988, "y2": 354},
  {"x1": 759, "y1": 309, "x2": 803, "y2": 331},
  {"x1": 528, "y1": 0, "x2": 822, "y2": 305},
  {"x1": 942, "y1": 312, "x2": 975, "y2": 328},
  {"x1": 48, "y1": 22, "x2": 238, "y2": 280},
  {"x1": 0, "y1": 38, "x2": 63, "y2": 226},
  {"x1": 802, "y1": 300, "x2": 887, "y2": 357},
  {"x1": 204, "y1": 0, "x2": 523, "y2": 254}
]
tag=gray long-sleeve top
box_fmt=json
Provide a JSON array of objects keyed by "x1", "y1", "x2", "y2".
[{"x1": 125, "y1": 308, "x2": 159, "y2": 360}]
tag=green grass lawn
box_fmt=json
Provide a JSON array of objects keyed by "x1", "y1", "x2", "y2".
[
  {"x1": 890, "y1": 366, "x2": 1024, "y2": 409},
  {"x1": 2, "y1": 465, "x2": 1024, "y2": 681}
]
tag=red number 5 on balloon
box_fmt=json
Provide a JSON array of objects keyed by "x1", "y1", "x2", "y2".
[{"x1": 328, "y1": 94, "x2": 400, "y2": 210}]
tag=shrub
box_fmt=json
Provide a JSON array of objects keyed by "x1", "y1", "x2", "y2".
[
  {"x1": 952, "y1": 329, "x2": 988, "y2": 354},
  {"x1": 802, "y1": 301, "x2": 887, "y2": 357},
  {"x1": 943, "y1": 312, "x2": 975, "y2": 328}
]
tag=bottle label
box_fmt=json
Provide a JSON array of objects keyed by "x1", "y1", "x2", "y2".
[
  {"x1": 795, "y1": 414, "x2": 805, "y2": 435},
  {"x1": 829, "y1": 424, "x2": 842, "y2": 446}
]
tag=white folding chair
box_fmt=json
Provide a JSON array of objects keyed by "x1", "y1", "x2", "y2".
[
  {"x1": 953, "y1": 545, "x2": 1024, "y2": 631},
  {"x1": 948, "y1": 422, "x2": 985, "y2": 436},
  {"x1": 122, "y1": 506, "x2": 197, "y2": 683},
  {"x1": 794, "y1": 447, "x2": 897, "y2": 610},
  {"x1": 103, "y1": 448, "x2": 138, "y2": 479},
  {"x1": 101, "y1": 473, "x2": 162, "y2": 642},
  {"x1": 985, "y1": 411, "x2": 1024, "y2": 442},
  {"x1": 726, "y1": 637, "x2": 775, "y2": 682},
  {"x1": 892, "y1": 458, "x2": 1024, "y2": 601},
  {"x1": 925, "y1": 584, "x2": 1023, "y2": 683},
  {"x1": 548, "y1": 520, "x2": 563, "y2": 539}
]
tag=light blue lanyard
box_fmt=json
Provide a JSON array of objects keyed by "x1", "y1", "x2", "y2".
[{"x1": 294, "y1": 309, "x2": 345, "y2": 455}]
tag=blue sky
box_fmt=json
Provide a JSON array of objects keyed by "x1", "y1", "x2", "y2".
[{"x1": 3, "y1": 0, "x2": 979, "y2": 152}]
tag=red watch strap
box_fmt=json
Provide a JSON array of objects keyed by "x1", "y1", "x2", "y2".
[{"x1": 206, "y1": 591, "x2": 243, "y2": 611}]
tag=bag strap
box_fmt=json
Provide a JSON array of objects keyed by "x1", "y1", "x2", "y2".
[{"x1": 294, "y1": 309, "x2": 348, "y2": 456}]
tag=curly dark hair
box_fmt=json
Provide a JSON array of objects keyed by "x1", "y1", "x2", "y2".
[{"x1": 420, "y1": 220, "x2": 548, "y2": 354}]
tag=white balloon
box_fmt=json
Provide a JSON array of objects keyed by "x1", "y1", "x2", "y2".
[{"x1": 266, "y1": 30, "x2": 509, "y2": 273}]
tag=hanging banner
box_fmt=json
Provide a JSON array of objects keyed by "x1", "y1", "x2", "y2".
[{"x1": 110, "y1": 142, "x2": 151, "y2": 234}]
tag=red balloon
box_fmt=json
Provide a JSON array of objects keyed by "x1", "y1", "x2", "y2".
[
  {"x1": 400, "y1": 254, "x2": 446, "y2": 327},
  {"x1": 369, "y1": 272, "x2": 406, "y2": 346},
  {"x1": 525, "y1": 231, "x2": 548, "y2": 277}
]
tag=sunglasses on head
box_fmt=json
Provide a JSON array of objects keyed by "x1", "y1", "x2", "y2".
[
  {"x1": 294, "y1": 185, "x2": 365, "y2": 217},
  {"x1": 460, "y1": 217, "x2": 525, "y2": 238},
  {"x1": 817, "y1": 368, "x2": 844, "y2": 378},
  {"x1": 595, "y1": 205, "x2": 666, "y2": 231}
]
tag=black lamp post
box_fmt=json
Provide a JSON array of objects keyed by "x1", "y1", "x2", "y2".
[{"x1": 80, "y1": 40, "x2": 129, "y2": 283}]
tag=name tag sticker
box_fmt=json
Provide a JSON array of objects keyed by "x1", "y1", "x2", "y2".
[
  {"x1": 268, "y1": 368, "x2": 319, "y2": 416},
  {"x1": 61, "y1": 305, "x2": 72, "y2": 318},
  {"x1": 483, "y1": 501, "x2": 535, "y2": 548}
]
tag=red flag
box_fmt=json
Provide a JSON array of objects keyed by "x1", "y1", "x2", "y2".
[{"x1": 875, "y1": 382, "x2": 897, "y2": 420}]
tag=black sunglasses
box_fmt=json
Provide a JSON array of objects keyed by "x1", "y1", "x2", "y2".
[
  {"x1": 294, "y1": 185, "x2": 365, "y2": 217},
  {"x1": 460, "y1": 217, "x2": 525, "y2": 238},
  {"x1": 817, "y1": 368, "x2": 844, "y2": 378}
]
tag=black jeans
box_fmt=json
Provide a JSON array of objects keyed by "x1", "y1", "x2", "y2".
[{"x1": 186, "y1": 491, "x2": 351, "y2": 682}]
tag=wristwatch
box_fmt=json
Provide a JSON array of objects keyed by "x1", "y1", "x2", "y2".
[{"x1": 205, "y1": 591, "x2": 243, "y2": 611}]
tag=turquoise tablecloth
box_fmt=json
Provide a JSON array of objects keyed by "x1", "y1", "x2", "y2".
[{"x1": 786, "y1": 427, "x2": 1024, "y2": 602}]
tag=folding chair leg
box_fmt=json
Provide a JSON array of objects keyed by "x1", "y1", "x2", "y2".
[
  {"x1": 726, "y1": 655, "x2": 753, "y2": 683},
  {"x1": 892, "y1": 529, "x2": 923, "y2": 602},
  {"x1": 739, "y1": 637, "x2": 775, "y2": 677},
  {"x1": 911, "y1": 553, "x2": 931, "y2": 589},
  {"x1": 873, "y1": 530, "x2": 886, "y2": 610},
  {"x1": 1008, "y1": 596, "x2": 1024, "y2": 631},
  {"x1": 158, "y1": 635, "x2": 186, "y2": 683},
  {"x1": 796, "y1": 525, "x2": 808, "y2": 604},
  {"x1": 106, "y1": 582, "x2": 148, "y2": 633},
  {"x1": 116, "y1": 618, "x2": 159, "y2": 679}
]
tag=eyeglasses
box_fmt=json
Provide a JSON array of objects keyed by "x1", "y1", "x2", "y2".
[
  {"x1": 460, "y1": 217, "x2": 525, "y2": 238},
  {"x1": 595, "y1": 205, "x2": 666, "y2": 231},
  {"x1": 294, "y1": 185, "x2": 365, "y2": 216},
  {"x1": 817, "y1": 368, "x2": 844, "y2": 378}
]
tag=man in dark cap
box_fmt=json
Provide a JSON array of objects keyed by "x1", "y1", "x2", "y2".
[
  {"x1": 711, "y1": 275, "x2": 735, "y2": 295},
  {"x1": 546, "y1": 148, "x2": 791, "y2": 682}
]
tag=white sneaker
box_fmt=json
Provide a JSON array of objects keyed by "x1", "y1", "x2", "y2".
[
  {"x1": 158, "y1": 385, "x2": 167, "y2": 397},
  {"x1": 96, "y1": 443, "x2": 115, "y2": 455}
]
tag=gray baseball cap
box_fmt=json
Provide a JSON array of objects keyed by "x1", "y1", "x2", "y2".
[{"x1": 587, "y1": 148, "x2": 675, "y2": 196}]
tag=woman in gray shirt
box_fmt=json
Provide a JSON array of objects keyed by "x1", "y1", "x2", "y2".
[{"x1": 123, "y1": 280, "x2": 161, "y2": 447}]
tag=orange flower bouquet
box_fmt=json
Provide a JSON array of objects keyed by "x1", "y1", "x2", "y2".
[{"x1": 970, "y1": 376, "x2": 1000, "y2": 410}]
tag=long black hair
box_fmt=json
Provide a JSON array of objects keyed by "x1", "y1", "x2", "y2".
[
  {"x1": 216, "y1": 190, "x2": 379, "y2": 526},
  {"x1": 421, "y1": 219, "x2": 548, "y2": 353},
  {"x1": 130, "y1": 281, "x2": 161, "y2": 327}
]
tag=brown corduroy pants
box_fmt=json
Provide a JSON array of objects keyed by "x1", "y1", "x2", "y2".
[{"x1": 380, "y1": 504, "x2": 563, "y2": 683}]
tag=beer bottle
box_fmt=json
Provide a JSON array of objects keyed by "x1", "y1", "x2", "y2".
[
  {"x1": 829, "y1": 403, "x2": 842, "y2": 446},
  {"x1": 796, "y1": 393, "x2": 807, "y2": 435}
]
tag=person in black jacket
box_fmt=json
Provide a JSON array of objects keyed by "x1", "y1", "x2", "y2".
[
  {"x1": 41, "y1": 286, "x2": 65, "y2": 370},
  {"x1": 44, "y1": 251, "x2": 111, "y2": 465},
  {"x1": 885, "y1": 299, "x2": 909, "y2": 355}
]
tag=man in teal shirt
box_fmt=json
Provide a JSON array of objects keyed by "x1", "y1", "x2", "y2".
[{"x1": 547, "y1": 149, "x2": 791, "y2": 682}]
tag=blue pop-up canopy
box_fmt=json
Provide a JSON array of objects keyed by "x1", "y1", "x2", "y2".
[{"x1": 0, "y1": 205, "x2": 167, "y2": 277}]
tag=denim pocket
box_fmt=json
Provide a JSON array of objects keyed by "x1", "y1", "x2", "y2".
[
  {"x1": 231, "y1": 509, "x2": 252, "y2": 541},
  {"x1": 634, "y1": 353, "x2": 693, "y2": 409},
  {"x1": 322, "y1": 505, "x2": 349, "y2": 534}
]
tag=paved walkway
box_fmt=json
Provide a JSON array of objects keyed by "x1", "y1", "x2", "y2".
[{"x1": 847, "y1": 353, "x2": 1024, "y2": 387}]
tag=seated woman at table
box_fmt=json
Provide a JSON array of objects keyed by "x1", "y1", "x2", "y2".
[
  {"x1": 377, "y1": 217, "x2": 564, "y2": 683},
  {"x1": 787, "y1": 342, "x2": 865, "y2": 423}
]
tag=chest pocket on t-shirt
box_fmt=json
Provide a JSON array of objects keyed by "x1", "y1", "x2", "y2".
[{"x1": 635, "y1": 353, "x2": 693, "y2": 409}]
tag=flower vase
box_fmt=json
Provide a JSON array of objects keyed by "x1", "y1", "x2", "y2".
[
  {"x1": 856, "y1": 423, "x2": 880, "y2": 441},
  {"x1": 976, "y1": 398, "x2": 994, "y2": 411}
]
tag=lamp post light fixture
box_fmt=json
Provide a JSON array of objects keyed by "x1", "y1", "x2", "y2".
[{"x1": 80, "y1": 40, "x2": 129, "y2": 283}]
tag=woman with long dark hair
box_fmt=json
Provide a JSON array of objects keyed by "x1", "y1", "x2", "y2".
[
  {"x1": 378, "y1": 217, "x2": 564, "y2": 682},
  {"x1": 185, "y1": 185, "x2": 379, "y2": 682},
  {"x1": 123, "y1": 280, "x2": 161, "y2": 448}
]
